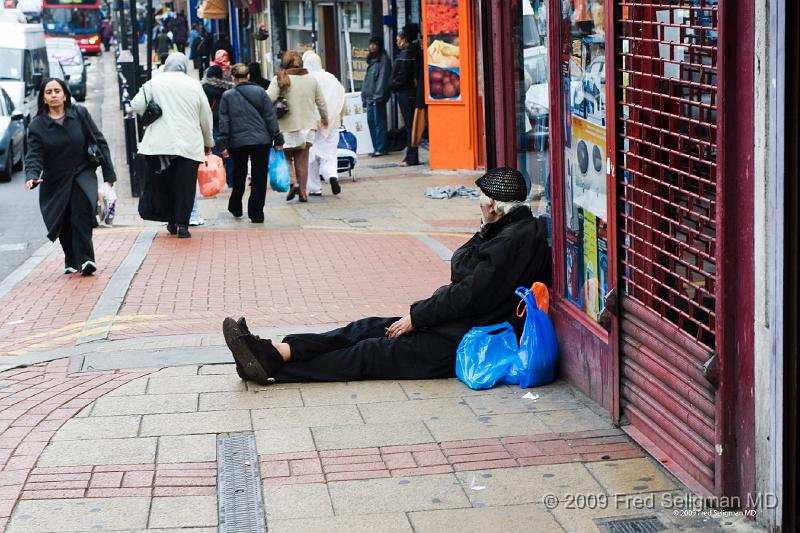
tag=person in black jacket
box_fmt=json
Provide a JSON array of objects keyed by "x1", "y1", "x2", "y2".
[
  {"x1": 24, "y1": 78, "x2": 116, "y2": 276},
  {"x1": 218, "y1": 64, "x2": 285, "y2": 223},
  {"x1": 247, "y1": 62, "x2": 270, "y2": 90},
  {"x1": 222, "y1": 167, "x2": 551, "y2": 384},
  {"x1": 391, "y1": 24, "x2": 422, "y2": 166}
]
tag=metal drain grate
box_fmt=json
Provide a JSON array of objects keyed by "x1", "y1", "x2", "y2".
[
  {"x1": 596, "y1": 516, "x2": 667, "y2": 533},
  {"x1": 217, "y1": 432, "x2": 267, "y2": 533}
]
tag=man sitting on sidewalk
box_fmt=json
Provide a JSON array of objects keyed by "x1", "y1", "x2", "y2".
[{"x1": 222, "y1": 167, "x2": 552, "y2": 384}]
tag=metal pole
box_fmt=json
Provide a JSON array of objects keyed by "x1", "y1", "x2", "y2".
[
  {"x1": 130, "y1": 0, "x2": 139, "y2": 92},
  {"x1": 146, "y1": 0, "x2": 153, "y2": 78},
  {"x1": 117, "y1": 0, "x2": 129, "y2": 49}
]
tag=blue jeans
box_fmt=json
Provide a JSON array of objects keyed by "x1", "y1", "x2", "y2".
[{"x1": 366, "y1": 101, "x2": 387, "y2": 155}]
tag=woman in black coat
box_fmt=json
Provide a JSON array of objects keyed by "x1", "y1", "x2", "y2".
[
  {"x1": 391, "y1": 23, "x2": 422, "y2": 167},
  {"x1": 222, "y1": 167, "x2": 551, "y2": 384},
  {"x1": 25, "y1": 78, "x2": 116, "y2": 276}
]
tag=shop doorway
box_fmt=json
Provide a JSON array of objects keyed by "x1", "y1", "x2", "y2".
[
  {"x1": 319, "y1": 5, "x2": 339, "y2": 78},
  {"x1": 613, "y1": 1, "x2": 720, "y2": 495}
]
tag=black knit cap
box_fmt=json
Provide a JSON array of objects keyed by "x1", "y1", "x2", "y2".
[{"x1": 475, "y1": 167, "x2": 528, "y2": 202}]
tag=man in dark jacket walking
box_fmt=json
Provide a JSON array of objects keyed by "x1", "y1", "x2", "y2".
[
  {"x1": 171, "y1": 12, "x2": 189, "y2": 54},
  {"x1": 361, "y1": 36, "x2": 392, "y2": 156},
  {"x1": 392, "y1": 24, "x2": 422, "y2": 166},
  {"x1": 222, "y1": 167, "x2": 552, "y2": 384},
  {"x1": 218, "y1": 64, "x2": 284, "y2": 223}
]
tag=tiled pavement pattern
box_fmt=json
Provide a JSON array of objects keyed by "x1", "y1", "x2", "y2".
[
  {"x1": 1, "y1": 363, "x2": 699, "y2": 533},
  {"x1": 260, "y1": 429, "x2": 644, "y2": 485},
  {"x1": 0, "y1": 359, "x2": 154, "y2": 529},
  {"x1": 0, "y1": 229, "x2": 140, "y2": 356}
]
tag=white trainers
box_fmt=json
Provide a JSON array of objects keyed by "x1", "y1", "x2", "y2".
[
  {"x1": 189, "y1": 217, "x2": 206, "y2": 227},
  {"x1": 80, "y1": 261, "x2": 97, "y2": 276},
  {"x1": 64, "y1": 266, "x2": 78, "y2": 274}
]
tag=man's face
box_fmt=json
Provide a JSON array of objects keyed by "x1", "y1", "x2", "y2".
[
  {"x1": 368, "y1": 42, "x2": 378, "y2": 54},
  {"x1": 479, "y1": 194, "x2": 502, "y2": 224}
]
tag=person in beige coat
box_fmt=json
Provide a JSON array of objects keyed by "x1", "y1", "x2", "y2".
[{"x1": 267, "y1": 51, "x2": 328, "y2": 202}]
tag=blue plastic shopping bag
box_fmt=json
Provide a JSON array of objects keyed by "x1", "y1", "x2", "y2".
[
  {"x1": 269, "y1": 148, "x2": 290, "y2": 192},
  {"x1": 504, "y1": 286, "x2": 558, "y2": 388},
  {"x1": 456, "y1": 322, "x2": 519, "y2": 390}
]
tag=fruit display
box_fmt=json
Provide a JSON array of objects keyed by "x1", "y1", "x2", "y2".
[
  {"x1": 427, "y1": 38, "x2": 460, "y2": 69},
  {"x1": 426, "y1": 4, "x2": 458, "y2": 35},
  {"x1": 429, "y1": 67, "x2": 461, "y2": 99}
]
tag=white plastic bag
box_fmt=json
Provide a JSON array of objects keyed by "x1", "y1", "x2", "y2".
[{"x1": 102, "y1": 182, "x2": 117, "y2": 225}]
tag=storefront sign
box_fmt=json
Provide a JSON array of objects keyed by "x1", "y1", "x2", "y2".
[
  {"x1": 349, "y1": 47, "x2": 368, "y2": 83},
  {"x1": 341, "y1": 92, "x2": 374, "y2": 155},
  {"x1": 423, "y1": 0, "x2": 463, "y2": 103}
]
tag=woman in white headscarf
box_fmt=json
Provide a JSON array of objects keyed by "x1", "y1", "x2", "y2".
[
  {"x1": 302, "y1": 51, "x2": 346, "y2": 196},
  {"x1": 131, "y1": 53, "x2": 214, "y2": 238}
]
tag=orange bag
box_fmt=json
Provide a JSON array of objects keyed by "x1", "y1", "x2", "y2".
[
  {"x1": 197, "y1": 154, "x2": 226, "y2": 198},
  {"x1": 516, "y1": 282, "x2": 550, "y2": 317}
]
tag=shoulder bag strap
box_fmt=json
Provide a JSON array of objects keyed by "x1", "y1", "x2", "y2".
[{"x1": 235, "y1": 86, "x2": 268, "y2": 128}]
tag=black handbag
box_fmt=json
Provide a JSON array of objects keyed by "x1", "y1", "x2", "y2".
[
  {"x1": 274, "y1": 95, "x2": 289, "y2": 118},
  {"x1": 75, "y1": 105, "x2": 105, "y2": 169},
  {"x1": 141, "y1": 85, "x2": 162, "y2": 127}
]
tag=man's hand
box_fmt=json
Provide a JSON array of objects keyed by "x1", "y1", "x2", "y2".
[
  {"x1": 25, "y1": 179, "x2": 42, "y2": 190},
  {"x1": 220, "y1": 149, "x2": 230, "y2": 158},
  {"x1": 204, "y1": 146, "x2": 212, "y2": 155},
  {"x1": 275, "y1": 144, "x2": 284, "y2": 151},
  {"x1": 386, "y1": 315, "x2": 414, "y2": 338}
]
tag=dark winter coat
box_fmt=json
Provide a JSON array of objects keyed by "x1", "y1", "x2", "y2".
[
  {"x1": 391, "y1": 42, "x2": 421, "y2": 95},
  {"x1": 361, "y1": 52, "x2": 392, "y2": 105},
  {"x1": 218, "y1": 82, "x2": 284, "y2": 150},
  {"x1": 202, "y1": 77, "x2": 233, "y2": 130},
  {"x1": 25, "y1": 105, "x2": 116, "y2": 242},
  {"x1": 410, "y1": 207, "x2": 552, "y2": 341},
  {"x1": 156, "y1": 33, "x2": 171, "y2": 55},
  {"x1": 172, "y1": 17, "x2": 188, "y2": 44}
]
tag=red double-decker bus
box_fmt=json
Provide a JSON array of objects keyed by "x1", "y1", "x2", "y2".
[{"x1": 42, "y1": 0, "x2": 102, "y2": 55}]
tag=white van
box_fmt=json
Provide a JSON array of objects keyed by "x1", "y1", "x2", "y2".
[{"x1": 0, "y1": 21, "x2": 50, "y2": 124}]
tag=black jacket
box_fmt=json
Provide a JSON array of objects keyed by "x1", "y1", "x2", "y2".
[
  {"x1": 361, "y1": 52, "x2": 392, "y2": 105},
  {"x1": 391, "y1": 42, "x2": 421, "y2": 94},
  {"x1": 25, "y1": 105, "x2": 115, "y2": 241},
  {"x1": 218, "y1": 82, "x2": 284, "y2": 150},
  {"x1": 410, "y1": 207, "x2": 552, "y2": 341},
  {"x1": 202, "y1": 77, "x2": 233, "y2": 130}
]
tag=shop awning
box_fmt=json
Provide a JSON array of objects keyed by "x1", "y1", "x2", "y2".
[{"x1": 197, "y1": 0, "x2": 227, "y2": 19}]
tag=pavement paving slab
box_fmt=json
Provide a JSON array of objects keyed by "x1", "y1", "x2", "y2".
[
  {"x1": 156, "y1": 434, "x2": 217, "y2": 463},
  {"x1": 148, "y1": 495, "x2": 218, "y2": 529},
  {"x1": 425, "y1": 412, "x2": 552, "y2": 442},
  {"x1": 139, "y1": 410, "x2": 252, "y2": 437},
  {"x1": 51, "y1": 415, "x2": 142, "y2": 441},
  {"x1": 38, "y1": 438, "x2": 158, "y2": 467},
  {"x1": 198, "y1": 389, "x2": 303, "y2": 411},
  {"x1": 263, "y1": 483, "x2": 334, "y2": 520},
  {"x1": 254, "y1": 427, "x2": 317, "y2": 455},
  {"x1": 327, "y1": 473, "x2": 471, "y2": 514},
  {"x1": 267, "y1": 513, "x2": 414, "y2": 533},
  {"x1": 311, "y1": 421, "x2": 435, "y2": 450},
  {"x1": 297, "y1": 381, "x2": 409, "y2": 406},
  {"x1": 91, "y1": 393, "x2": 199, "y2": 416},
  {"x1": 7, "y1": 497, "x2": 151, "y2": 532},
  {"x1": 409, "y1": 503, "x2": 565, "y2": 533},
  {"x1": 251, "y1": 404, "x2": 363, "y2": 429}
]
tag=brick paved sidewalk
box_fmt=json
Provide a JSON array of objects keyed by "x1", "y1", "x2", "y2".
[{"x1": 0, "y1": 362, "x2": 761, "y2": 532}]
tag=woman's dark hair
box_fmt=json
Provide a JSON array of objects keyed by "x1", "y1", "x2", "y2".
[
  {"x1": 204, "y1": 65, "x2": 223, "y2": 79},
  {"x1": 37, "y1": 77, "x2": 71, "y2": 115},
  {"x1": 368, "y1": 36, "x2": 384, "y2": 50},
  {"x1": 248, "y1": 61, "x2": 263, "y2": 80}
]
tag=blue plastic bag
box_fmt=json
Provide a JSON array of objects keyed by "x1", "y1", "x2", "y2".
[
  {"x1": 456, "y1": 322, "x2": 519, "y2": 390},
  {"x1": 505, "y1": 286, "x2": 558, "y2": 388},
  {"x1": 269, "y1": 148, "x2": 290, "y2": 193}
]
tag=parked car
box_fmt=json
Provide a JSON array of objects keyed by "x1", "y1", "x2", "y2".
[
  {"x1": 0, "y1": 87, "x2": 25, "y2": 181},
  {"x1": 0, "y1": 21, "x2": 49, "y2": 125},
  {"x1": 48, "y1": 58, "x2": 66, "y2": 81},
  {"x1": 46, "y1": 37, "x2": 87, "y2": 101}
]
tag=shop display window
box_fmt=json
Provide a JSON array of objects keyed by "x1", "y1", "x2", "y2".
[
  {"x1": 517, "y1": 0, "x2": 550, "y2": 223},
  {"x1": 559, "y1": 0, "x2": 608, "y2": 322},
  {"x1": 423, "y1": 0, "x2": 463, "y2": 103}
]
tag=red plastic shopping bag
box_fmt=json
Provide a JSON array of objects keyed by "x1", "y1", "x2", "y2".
[{"x1": 197, "y1": 154, "x2": 225, "y2": 198}]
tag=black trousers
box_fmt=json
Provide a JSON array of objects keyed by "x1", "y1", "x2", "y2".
[
  {"x1": 160, "y1": 156, "x2": 199, "y2": 226},
  {"x1": 397, "y1": 90, "x2": 419, "y2": 165},
  {"x1": 228, "y1": 144, "x2": 269, "y2": 222},
  {"x1": 273, "y1": 317, "x2": 458, "y2": 383},
  {"x1": 59, "y1": 181, "x2": 95, "y2": 269}
]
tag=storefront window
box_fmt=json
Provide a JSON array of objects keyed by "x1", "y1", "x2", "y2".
[
  {"x1": 560, "y1": 0, "x2": 607, "y2": 322},
  {"x1": 286, "y1": 1, "x2": 301, "y2": 27},
  {"x1": 517, "y1": 1, "x2": 550, "y2": 222}
]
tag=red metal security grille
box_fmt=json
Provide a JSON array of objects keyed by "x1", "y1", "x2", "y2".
[
  {"x1": 617, "y1": 0, "x2": 718, "y2": 351},
  {"x1": 615, "y1": 0, "x2": 719, "y2": 494}
]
